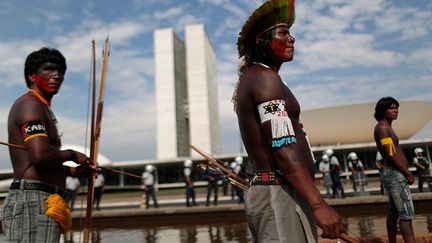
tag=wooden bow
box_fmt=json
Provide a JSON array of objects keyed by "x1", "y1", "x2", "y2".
[
  {"x1": 83, "y1": 37, "x2": 110, "y2": 243},
  {"x1": 340, "y1": 233, "x2": 361, "y2": 243},
  {"x1": 188, "y1": 144, "x2": 249, "y2": 190}
]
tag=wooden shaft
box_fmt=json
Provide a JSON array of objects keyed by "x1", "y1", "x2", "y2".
[
  {"x1": 84, "y1": 38, "x2": 110, "y2": 243},
  {"x1": 83, "y1": 39, "x2": 98, "y2": 243},
  {"x1": 0, "y1": 141, "x2": 26, "y2": 150},
  {"x1": 189, "y1": 144, "x2": 249, "y2": 187},
  {"x1": 99, "y1": 166, "x2": 142, "y2": 180},
  {"x1": 339, "y1": 233, "x2": 361, "y2": 243}
]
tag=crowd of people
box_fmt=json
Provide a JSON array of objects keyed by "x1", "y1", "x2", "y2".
[{"x1": 138, "y1": 145, "x2": 431, "y2": 212}]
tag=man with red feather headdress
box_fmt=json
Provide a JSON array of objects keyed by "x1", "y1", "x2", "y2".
[{"x1": 232, "y1": 0, "x2": 344, "y2": 241}]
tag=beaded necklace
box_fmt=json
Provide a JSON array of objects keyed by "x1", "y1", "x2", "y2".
[{"x1": 253, "y1": 62, "x2": 271, "y2": 69}]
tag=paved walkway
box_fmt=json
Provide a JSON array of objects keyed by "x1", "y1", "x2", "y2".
[{"x1": 73, "y1": 176, "x2": 431, "y2": 210}]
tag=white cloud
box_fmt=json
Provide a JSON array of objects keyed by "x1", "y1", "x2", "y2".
[
  {"x1": 154, "y1": 6, "x2": 184, "y2": 21},
  {"x1": 406, "y1": 46, "x2": 432, "y2": 69},
  {"x1": 57, "y1": 91, "x2": 156, "y2": 161},
  {"x1": 374, "y1": 4, "x2": 432, "y2": 41},
  {"x1": 292, "y1": 73, "x2": 432, "y2": 111},
  {"x1": 0, "y1": 40, "x2": 48, "y2": 87},
  {"x1": 106, "y1": 51, "x2": 154, "y2": 96},
  {"x1": 295, "y1": 34, "x2": 403, "y2": 73}
]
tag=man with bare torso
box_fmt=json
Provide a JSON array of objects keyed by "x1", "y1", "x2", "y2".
[
  {"x1": 1, "y1": 47, "x2": 93, "y2": 242},
  {"x1": 374, "y1": 96, "x2": 415, "y2": 243},
  {"x1": 232, "y1": 0, "x2": 343, "y2": 242}
]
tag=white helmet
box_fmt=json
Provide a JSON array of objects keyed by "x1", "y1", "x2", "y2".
[
  {"x1": 235, "y1": 156, "x2": 243, "y2": 165},
  {"x1": 145, "y1": 164, "x2": 154, "y2": 172},
  {"x1": 184, "y1": 159, "x2": 193, "y2": 167},
  {"x1": 322, "y1": 154, "x2": 329, "y2": 162},
  {"x1": 324, "y1": 148, "x2": 334, "y2": 157},
  {"x1": 348, "y1": 152, "x2": 358, "y2": 161},
  {"x1": 414, "y1": 147, "x2": 424, "y2": 156},
  {"x1": 230, "y1": 161, "x2": 238, "y2": 169}
]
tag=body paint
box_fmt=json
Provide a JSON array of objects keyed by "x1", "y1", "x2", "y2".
[
  {"x1": 381, "y1": 137, "x2": 396, "y2": 156},
  {"x1": 33, "y1": 74, "x2": 53, "y2": 94},
  {"x1": 21, "y1": 121, "x2": 48, "y2": 142},
  {"x1": 258, "y1": 100, "x2": 296, "y2": 148}
]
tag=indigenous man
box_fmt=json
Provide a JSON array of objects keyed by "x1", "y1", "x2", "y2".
[
  {"x1": 1, "y1": 47, "x2": 94, "y2": 242},
  {"x1": 374, "y1": 96, "x2": 415, "y2": 243},
  {"x1": 232, "y1": 0, "x2": 343, "y2": 242}
]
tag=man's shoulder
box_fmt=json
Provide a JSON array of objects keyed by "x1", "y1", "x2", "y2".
[
  {"x1": 11, "y1": 93, "x2": 44, "y2": 112},
  {"x1": 9, "y1": 94, "x2": 46, "y2": 125},
  {"x1": 374, "y1": 121, "x2": 393, "y2": 135},
  {"x1": 242, "y1": 66, "x2": 280, "y2": 85},
  {"x1": 241, "y1": 69, "x2": 286, "y2": 103}
]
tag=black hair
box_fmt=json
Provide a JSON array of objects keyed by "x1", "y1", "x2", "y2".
[
  {"x1": 238, "y1": 29, "x2": 275, "y2": 74},
  {"x1": 250, "y1": 30, "x2": 275, "y2": 64},
  {"x1": 24, "y1": 47, "x2": 66, "y2": 88},
  {"x1": 374, "y1": 96, "x2": 399, "y2": 121}
]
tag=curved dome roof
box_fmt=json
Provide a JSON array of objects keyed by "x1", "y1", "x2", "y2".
[
  {"x1": 61, "y1": 144, "x2": 112, "y2": 166},
  {"x1": 301, "y1": 101, "x2": 432, "y2": 146}
]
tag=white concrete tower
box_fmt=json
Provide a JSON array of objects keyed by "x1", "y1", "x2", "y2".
[
  {"x1": 185, "y1": 24, "x2": 221, "y2": 156},
  {"x1": 154, "y1": 28, "x2": 190, "y2": 159}
]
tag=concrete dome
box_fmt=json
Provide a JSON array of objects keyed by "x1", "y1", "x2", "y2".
[{"x1": 301, "y1": 101, "x2": 432, "y2": 146}]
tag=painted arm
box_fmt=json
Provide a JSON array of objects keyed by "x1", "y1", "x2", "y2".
[
  {"x1": 16, "y1": 100, "x2": 92, "y2": 176},
  {"x1": 375, "y1": 125, "x2": 413, "y2": 184},
  {"x1": 252, "y1": 70, "x2": 342, "y2": 239},
  {"x1": 17, "y1": 100, "x2": 89, "y2": 167}
]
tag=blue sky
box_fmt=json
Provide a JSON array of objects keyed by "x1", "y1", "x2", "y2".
[{"x1": 0, "y1": 0, "x2": 431, "y2": 169}]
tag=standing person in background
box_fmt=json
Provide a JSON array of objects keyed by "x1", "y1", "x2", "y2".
[
  {"x1": 65, "y1": 176, "x2": 80, "y2": 211},
  {"x1": 1, "y1": 47, "x2": 94, "y2": 242},
  {"x1": 230, "y1": 161, "x2": 238, "y2": 200},
  {"x1": 183, "y1": 159, "x2": 198, "y2": 207},
  {"x1": 142, "y1": 165, "x2": 159, "y2": 209},
  {"x1": 374, "y1": 96, "x2": 415, "y2": 243},
  {"x1": 319, "y1": 154, "x2": 333, "y2": 199},
  {"x1": 375, "y1": 151, "x2": 387, "y2": 195},
  {"x1": 93, "y1": 172, "x2": 105, "y2": 210},
  {"x1": 221, "y1": 161, "x2": 230, "y2": 196},
  {"x1": 232, "y1": 156, "x2": 245, "y2": 203},
  {"x1": 205, "y1": 163, "x2": 219, "y2": 206},
  {"x1": 347, "y1": 152, "x2": 368, "y2": 196},
  {"x1": 413, "y1": 147, "x2": 431, "y2": 192},
  {"x1": 232, "y1": 0, "x2": 343, "y2": 241},
  {"x1": 325, "y1": 149, "x2": 345, "y2": 198}
]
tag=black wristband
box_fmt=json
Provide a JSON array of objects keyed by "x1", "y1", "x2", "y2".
[{"x1": 68, "y1": 149, "x2": 77, "y2": 162}]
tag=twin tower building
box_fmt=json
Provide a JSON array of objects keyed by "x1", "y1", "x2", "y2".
[{"x1": 155, "y1": 24, "x2": 221, "y2": 159}]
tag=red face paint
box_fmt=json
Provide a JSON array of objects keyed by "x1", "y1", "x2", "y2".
[
  {"x1": 33, "y1": 74, "x2": 52, "y2": 94},
  {"x1": 31, "y1": 62, "x2": 64, "y2": 95},
  {"x1": 270, "y1": 26, "x2": 295, "y2": 61},
  {"x1": 271, "y1": 39, "x2": 289, "y2": 56}
]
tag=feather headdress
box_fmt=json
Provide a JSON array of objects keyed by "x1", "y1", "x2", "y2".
[{"x1": 237, "y1": 0, "x2": 295, "y2": 58}]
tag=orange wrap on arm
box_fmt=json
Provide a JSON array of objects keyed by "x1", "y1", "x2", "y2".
[{"x1": 380, "y1": 137, "x2": 396, "y2": 156}]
